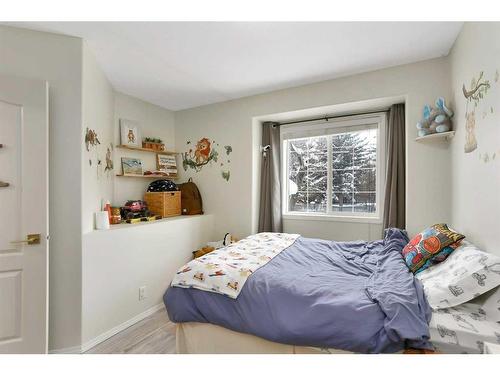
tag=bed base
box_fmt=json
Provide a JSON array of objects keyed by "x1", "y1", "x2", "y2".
[{"x1": 175, "y1": 322, "x2": 353, "y2": 354}]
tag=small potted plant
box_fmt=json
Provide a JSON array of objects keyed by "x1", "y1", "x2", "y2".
[{"x1": 143, "y1": 137, "x2": 165, "y2": 151}]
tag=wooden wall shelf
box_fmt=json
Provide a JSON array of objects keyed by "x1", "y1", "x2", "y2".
[
  {"x1": 116, "y1": 144, "x2": 178, "y2": 155},
  {"x1": 116, "y1": 174, "x2": 178, "y2": 179}
]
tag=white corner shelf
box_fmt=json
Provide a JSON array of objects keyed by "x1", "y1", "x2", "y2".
[{"x1": 415, "y1": 131, "x2": 455, "y2": 142}]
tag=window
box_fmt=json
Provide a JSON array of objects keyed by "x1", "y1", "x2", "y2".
[{"x1": 281, "y1": 114, "x2": 385, "y2": 221}]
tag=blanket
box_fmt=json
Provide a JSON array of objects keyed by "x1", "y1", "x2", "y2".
[
  {"x1": 171, "y1": 232, "x2": 300, "y2": 298},
  {"x1": 165, "y1": 229, "x2": 432, "y2": 353}
]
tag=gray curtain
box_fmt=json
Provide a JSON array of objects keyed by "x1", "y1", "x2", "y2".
[
  {"x1": 383, "y1": 103, "x2": 406, "y2": 230},
  {"x1": 258, "y1": 122, "x2": 282, "y2": 232}
]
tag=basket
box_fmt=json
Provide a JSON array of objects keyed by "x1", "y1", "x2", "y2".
[{"x1": 144, "y1": 191, "x2": 181, "y2": 218}]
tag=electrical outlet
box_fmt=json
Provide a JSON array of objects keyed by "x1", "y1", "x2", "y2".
[{"x1": 139, "y1": 286, "x2": 147, "y2": 301}]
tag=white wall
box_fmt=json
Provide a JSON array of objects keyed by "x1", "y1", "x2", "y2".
[
  {"x1": 81, "y1": 215, "x2": 214, "y2": 347},
  {"x1": 81, "y1": 87, "x2": 175, "y2": 233},
  {"x1": 449, "y1": 23, "x2": 500, "y2": 254},
  {"x1": 80, "y1": 65, "x2": 183, "y2": 349},
  {"x1": 284, "y1": 219, "x2": 383, "y2": 242},
  {"x1": 81, "y1": 77, "x2": 176, "y2": 233},
  {"x1": 82, "y1": 89, "x2": 176, "y2": 233},
  {"x1": 0, "y1": 25, "x2": 83, "y2": 351},
  {"x1": 82, "y1": 43, "x2": 115, "y2": 234},
  {"x1": 113, "y1": 92, "x2": 176, "y2": 206},
  {"x1": 1, "y1": 25, "x2": 182, "y2": 352},
  {"x1": 175, "y1": 58, "x2": 452, "y2": 241}
]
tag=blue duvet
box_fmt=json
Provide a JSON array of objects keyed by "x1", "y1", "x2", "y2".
[{"x1": 164, "y1": 228, "x2": 432, "y2": 353}]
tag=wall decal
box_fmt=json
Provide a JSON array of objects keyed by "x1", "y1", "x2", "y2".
[
  {"x1": 195, "y1": 138, "x2": 212, "y2": 164},
  {"x1": 85, "y1": 127, "x2": 101, "y2": 151},
  {"x1": 182, "y1": 138, "x2": 219, "y2": 171},
  {"x1": 105, "y1": 143, "x2": 114, "y2": 172},
  {"x1": 464, "y1": 111, "x2": 478, "y2": 153},
  {"x1": 462, "y1": 71, "x2": 491, "y2": 107},
  {"x1": 462, "y1": 71, "x2": 492, "y2": 154},
  {"x1": 478, "y1": 151, "x2": 496, "y2": 164},
  {"x1": 84, "y1": 126, "x2": 106, "y2": 179},
  {"x1": 182, "y1": 138, "x2": 232, "y2": 181}
]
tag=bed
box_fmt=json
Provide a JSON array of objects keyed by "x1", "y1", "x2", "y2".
[
  {"x1": 164, "y1": 229, "x2": 432, "y2": 353},
  {"x1": 174, "y1": 308, "x2": 500, "y2": 354},
  {"x1": 164, "y1": 229, "x2": 500, "y2": 354}
]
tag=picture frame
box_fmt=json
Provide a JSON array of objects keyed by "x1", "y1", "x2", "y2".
[
  {"x1": 120, "y1": 119, "x2": 141, "y2": 147},
  {"x1": 157, "y1": 154, "x2": 178, "y2": 173},
  {"x1": 121, "y1": 157, "x2": 143, "y2": 176}
]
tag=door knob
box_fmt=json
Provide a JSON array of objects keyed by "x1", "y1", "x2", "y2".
[
  {"x1": 10, "y1": 234, "x2": 41, "y2": 245},
  {"x1": 1, "y1": 144, "x2": 10, "y2": 187}
]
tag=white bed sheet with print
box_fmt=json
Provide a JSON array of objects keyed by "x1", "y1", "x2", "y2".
[
  {"x1": 171, "y1": 232, "x2": 300, "y2": 299},
  {"x1": 429, "y1": 286, "x2": 500, "y2": 353}
]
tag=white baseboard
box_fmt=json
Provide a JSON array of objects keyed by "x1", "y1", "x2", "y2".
[
  {"x1": 81, "y1": 303, "x2": 165, "y2": 353},
  {"x1": 49, "y1": 345, "x2": 82, "y2": 354}
]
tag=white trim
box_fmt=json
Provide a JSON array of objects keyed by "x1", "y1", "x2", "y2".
[
  {"x1": 283, "y1": 213, "x2": 382, "y2": 224},
  {"x1": 81, "y1": 303, "x2": 165, "y2": 353},
  {"x1": 280, "y1": 113, "x2": 385, "y2": 139},
  {"x1": 49, "y1": 345, "x2": 82, "y2": 354}
]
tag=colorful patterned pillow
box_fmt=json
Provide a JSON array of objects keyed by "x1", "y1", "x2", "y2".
[
  {"x1": 414, "y1": 241, "x2": 463, "y2": 274},
  {"x1": 402, "y1": 224, "x2": 465, "y2": 273}
]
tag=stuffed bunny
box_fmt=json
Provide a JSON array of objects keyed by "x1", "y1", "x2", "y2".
[{"x1": 416, "y1": 97, "x2": 454, "y2": 137}]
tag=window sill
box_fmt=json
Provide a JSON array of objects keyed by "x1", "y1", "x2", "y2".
[{"x1": 282, "y1": 213, "x2": 382, "y2": 224}]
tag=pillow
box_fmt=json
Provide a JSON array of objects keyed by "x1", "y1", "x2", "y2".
[
  {"x1": 477, "y1": 284, "x2": 500, "y2": 317},
  {"x1": 402, "y1": 224, "x2": 465, "y2": 273},
  {"x1": 416, "y1": 240, "x2": 500, "y2": 309},
  {"x1": 414, "y1": 241, "x2": 463, "y2": 275}
]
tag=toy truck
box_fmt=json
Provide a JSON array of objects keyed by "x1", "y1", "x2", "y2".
[{"x1": 120, "y1": 200, "x2": 150, "y2": 220}]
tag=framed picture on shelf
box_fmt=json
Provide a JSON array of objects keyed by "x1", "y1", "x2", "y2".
[
  {"x1": 121, "y1": 157, "x2": 143, "y2": 176},
  {"x1": 157, "y1": 154, "x2": 178, "y2": 175},
  {"x1": 120, "y1": 119, "x2": 141, "y2": 147}
]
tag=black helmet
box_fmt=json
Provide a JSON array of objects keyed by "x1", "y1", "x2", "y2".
[{"x1": 147, "y1": 179, "x2": 178, "y2": 192}]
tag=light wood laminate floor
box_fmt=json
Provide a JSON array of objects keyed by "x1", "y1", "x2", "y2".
[{"x1": 85, "y1": 307, "x2": 177, "y2": 354}]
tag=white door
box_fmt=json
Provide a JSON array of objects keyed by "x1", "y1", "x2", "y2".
[{"x1": 0, "y1": 75, "x2": 49, "y2": 353}]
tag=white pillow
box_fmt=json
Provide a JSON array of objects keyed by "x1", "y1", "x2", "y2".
[
  {"x1": 416, "y1": 240, "x2": 500, "y2": 309},
  {"x1": 479, "y1": 284, "x2": 500, "y2": 318}
]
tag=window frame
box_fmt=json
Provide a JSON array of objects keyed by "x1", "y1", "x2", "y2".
[{"x1": 280, "y1": 113, "x2": 386, "y2": 223}]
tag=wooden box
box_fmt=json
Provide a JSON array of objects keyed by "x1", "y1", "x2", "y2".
[
  {"x1": 144, "y1": 191, "x2": 181, "y2": 218},
  {"x1": 142, "y1": 141, "x2": 165, "y2": 151}
]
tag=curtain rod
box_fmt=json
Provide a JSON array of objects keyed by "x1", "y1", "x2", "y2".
[{"x1": 275, "y1": 109, "x2": 390, "y2": 127}]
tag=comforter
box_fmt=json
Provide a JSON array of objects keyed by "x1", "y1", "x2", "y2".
[{"x1": 164, "y1": 228, "x2": 432, "y2": 353}]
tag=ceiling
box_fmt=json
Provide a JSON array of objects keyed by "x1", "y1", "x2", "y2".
[{"x1": 6, "y1": 22, "x2": 463, "y2": 111}]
